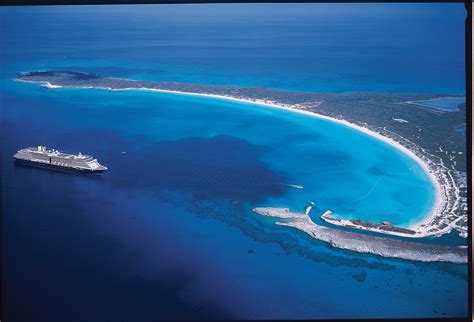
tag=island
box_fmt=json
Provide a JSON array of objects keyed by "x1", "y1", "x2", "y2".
[{"x1": 15, "y1": 71, "x2": 468, "y2": 242}]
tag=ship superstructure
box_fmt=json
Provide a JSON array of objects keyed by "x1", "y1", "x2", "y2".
[{"x1": 13, "y1": 146, "x2": 107, "y2": 173}]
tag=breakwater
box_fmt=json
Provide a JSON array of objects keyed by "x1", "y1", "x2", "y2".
[{"x1": 253, "y1": 207, "x2": 467, "y2": 264}]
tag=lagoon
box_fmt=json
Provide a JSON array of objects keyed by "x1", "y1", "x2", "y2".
[{"x1": 409, "y1": 97, "x2": 466, "y2": 112}]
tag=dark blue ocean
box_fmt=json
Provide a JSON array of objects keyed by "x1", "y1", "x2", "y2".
[{"x1": 1, "y1": 4, "x2": 467, "y2": 321}]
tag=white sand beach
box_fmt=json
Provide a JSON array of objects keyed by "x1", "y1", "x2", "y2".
[{"x1": 38, "y1": 81, "x2": 450, "y2": 237}]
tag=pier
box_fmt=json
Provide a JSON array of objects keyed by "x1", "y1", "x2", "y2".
[{"x1": 320, "y1": 210, "x2": 418, "y2": 238}]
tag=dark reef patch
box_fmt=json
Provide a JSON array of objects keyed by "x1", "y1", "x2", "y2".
[
  {"x1": 105, "y1": 134, "x2": 289, "y2": 202},
  {"x1": 47, "y1": 66, "x2": 164, "y2": 77},
  {"x1": 366, "y1": 165, "x2": 392, "y2": 177},
  {"x1": 352, "y1": 272, "x2": 367, "y2": 282},
  {"x1": 24, "y1": 70, "x2": 99, "y2": 80}
]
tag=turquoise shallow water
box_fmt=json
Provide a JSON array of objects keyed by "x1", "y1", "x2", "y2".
[
  {"x1": 2, "y1": 77, "x2": 466, "y2": 320},
  {"x1": 6, "y1": 79, "x2": 437, "y2": 227},
  {"x1": 1, "y1": 4, "x2": 468, "y2": 321}
]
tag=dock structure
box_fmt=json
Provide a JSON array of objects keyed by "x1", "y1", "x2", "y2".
[
  {"x1": 320, "y1": 210, "x2": 417, "y2": 237},
  {"x1": 321, "y1": 210, "x2": 332, "y2": 217},
  {"x1": 304, "y1": 204, "x2": 314, "y2": 216},
  {"x1": 278, "y1": 183, "x2": 304, "y2": 189}
]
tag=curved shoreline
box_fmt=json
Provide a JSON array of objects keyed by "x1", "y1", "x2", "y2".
[
  {"x1": 72, "y1": 84, "x2": 444, "y2": 233},
  {"x1": 17, "y1": 78, "x2": 448, "y2": 237},
  {"x1": 132, "y1": 86, "x2": 443, "y2": 231}
]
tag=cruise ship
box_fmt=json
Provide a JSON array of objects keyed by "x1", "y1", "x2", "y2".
[{"x1": 13, "y1": 146, "x2": 107, "y2": 173}]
